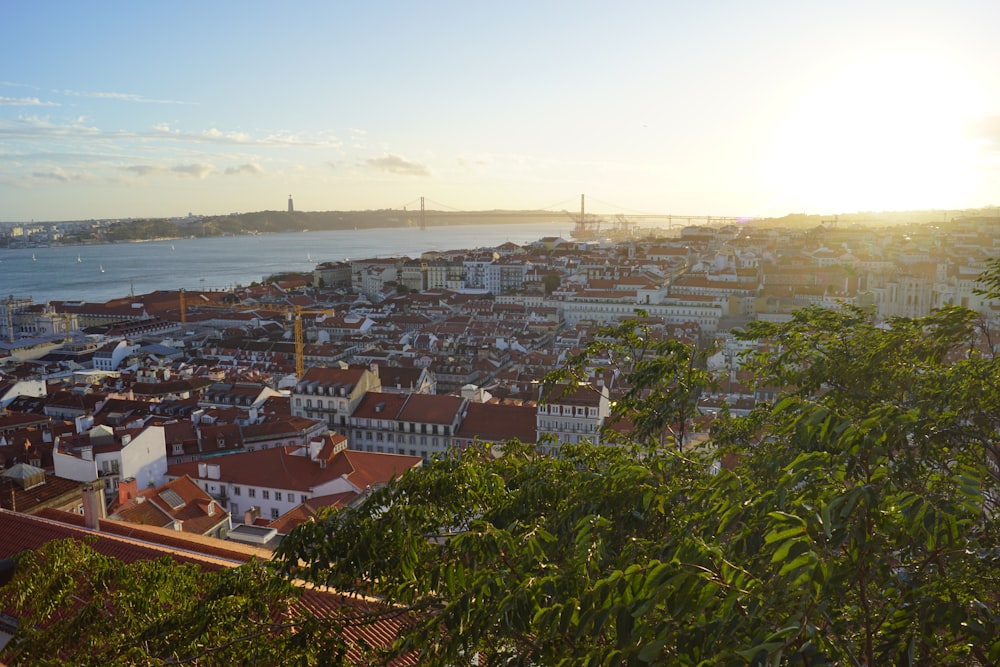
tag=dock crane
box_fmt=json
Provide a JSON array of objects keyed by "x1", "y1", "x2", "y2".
[{"x1": 565, "y1": 194, "x2": 603, "y2": 240}]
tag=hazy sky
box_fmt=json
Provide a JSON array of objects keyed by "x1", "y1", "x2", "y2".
[{"x1": 2, "y1": 1, "x2": 999, "y2": 222}]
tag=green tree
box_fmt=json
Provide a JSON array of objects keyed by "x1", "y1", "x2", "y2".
[
  {"x1": 4, "y1": 305, "x2": 1000, "y2": 665},
  {"x1": 0, "y1": 536, "x2": 424, "y2": 666}
]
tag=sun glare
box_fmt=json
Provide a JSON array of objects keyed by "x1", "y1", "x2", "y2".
[{"x1": 766, "y1": 53, "x2": 989, "y2": 213}]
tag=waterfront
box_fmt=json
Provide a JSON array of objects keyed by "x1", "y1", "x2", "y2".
[{"x1": 0, "y1": 223, "x2": 569, "y2": 304}]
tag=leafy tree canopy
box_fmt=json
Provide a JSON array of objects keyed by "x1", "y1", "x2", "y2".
[{"x1": 4, "y1": 261, "x2": 1000, "y2": 665}]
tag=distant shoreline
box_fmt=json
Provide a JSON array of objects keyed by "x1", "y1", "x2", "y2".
[{"x1": 1, "y1": 218, "x2": 563, "y2": 250}]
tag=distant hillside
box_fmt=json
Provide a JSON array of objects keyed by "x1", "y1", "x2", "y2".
[{"x1": 197, "y1": 209, "x2": 563, "y2": 236}]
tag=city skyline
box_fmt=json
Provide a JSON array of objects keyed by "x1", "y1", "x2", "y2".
[{"x1": 2, "y1": 1, "x2": 1000, "y2": 222}]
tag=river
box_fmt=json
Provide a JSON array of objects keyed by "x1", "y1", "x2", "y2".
[{"x1": 0, "y1": 223, "x2": 571, "y2": 304}]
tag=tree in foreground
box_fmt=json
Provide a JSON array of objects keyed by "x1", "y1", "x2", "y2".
[{"x1": 4, "y1": 293, "x2": 1000, "y2": 664}]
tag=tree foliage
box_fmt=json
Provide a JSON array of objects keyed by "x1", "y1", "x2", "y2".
[{"x1": 4, "y1": 297, "x2": 1000, "y2": 665}]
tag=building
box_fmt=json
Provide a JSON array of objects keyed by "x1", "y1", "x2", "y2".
[
  {"x1": 53, "y1": 424, "x2": 168, "y2": 501},
  {"x1": 0, "y1": 463, "x2": 84, "y2": 515},
  {"x1": 165, "y1": 435, "x2": 422, "y2": 522},
  {"x1": 290, "y1": 364, "x2": 381, "y2": 433},
  {"x1": 452, "y1": 401, "x2": 537, "y2": 454},
  {"x1": 394, "y1": 393, "x2": 466, "y2": 460},
  {"x1": 536, "y1": 382, "x2": 611, "y2": 451},
  {"x1": 112, "y1": 474, "x2": 231, "y2": 539}
]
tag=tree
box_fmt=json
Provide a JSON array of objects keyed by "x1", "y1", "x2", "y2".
[
  {"x1": 549, "y1": 313, "x2": 716, "y2": 449},
  {"x1": 275, "y1": 307, "x2": 1000, "y2": 664},
  {"x1": 0, "y1": 537, "x2": 416, "y2": 666},
  {"x1": 4, "y1": 306, "x2": 1000, "y2": 665}
]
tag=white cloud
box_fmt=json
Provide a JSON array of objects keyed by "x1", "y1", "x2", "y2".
[
  {"x1": 224, "y1": 163, "x2": 264, "y2": 176},
  {"x1": 0, "y1": 96, "x2": 58, "y2": 107},
  {"x1": 363, "y1": 153, "x2": 432, "y2": 177},
  {"x1": 121, "y1": 163, "x2": 215, "y2": 179},
  {"x1": 60, "y1": 89, "x2": 193, "y2": 105}
]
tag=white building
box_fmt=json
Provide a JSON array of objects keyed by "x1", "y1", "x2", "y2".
[
  {"x1": 536, "y1": 382, "x2": 611, "y2": 452},
  {"x1": 165, "y1": 434, "x2": 422, "y2": 522},
  {"x1": 53, "y1": 424, "x2": 168, "y2": 500}
]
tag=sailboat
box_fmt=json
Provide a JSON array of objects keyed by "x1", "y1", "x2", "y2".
[
  {"x1": 77, "y1": 254, "x2": 82, "y2": 263},
  {"x1": 31, "y1": 253, "x2": 36, "y2": 261},
  {"x1": 171, "y1": 244, "x2": 175, "y2": 251},
  {"x1": 99, "y1": 264, "x2": 105, "y2": 273},
  {"x1": 307, "y1": 252, "x2": 312, "y2": 262}
]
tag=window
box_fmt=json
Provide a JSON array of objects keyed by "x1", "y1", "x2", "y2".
[
  {"x1": 270, "y1": 508, "x2": 280, "y2": 520},
  {"x1": 233, "y1": 486, "x2": 242, "y2": 496},
  {"x1": 301, "y1": 494, "x2": 308, "y2": 503},
  {"x1": 230, "y1": 503, "x2": 238, "y2": 515},
  {"x1": 274, "y1": 491, "x2": 282, "y2": 501}
]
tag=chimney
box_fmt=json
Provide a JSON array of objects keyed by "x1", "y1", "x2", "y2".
[
  {"x1": 308, "y1": 438, "x2": 323, "y2": 461},
  {"x1": 243, "y1": 506, "x2": 261, "y2": 525},
  {"x1": 81, "y1": 480, "x2": 106, "y2": 530},
  {"x1": 118, "y1": 477, "x2": 139, "y2": 505}
]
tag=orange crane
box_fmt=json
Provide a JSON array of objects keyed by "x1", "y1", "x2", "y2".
[
  {"x1": 279, "y1": 304, "x2": 338, "y2": 378},
  {"x1": 183, "y1": 293, "x2": 334, "y2": 378}
]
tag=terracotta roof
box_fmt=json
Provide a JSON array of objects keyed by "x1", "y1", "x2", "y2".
[
  {"x1": 351, "y1": 392, "x2": 408, "y2": 420},
  {"x1": 299, "y1": 366, "x2": 366, "y2": 386},
  {"x1": 167, "y1": 444, "x2": 419, "y2": 494},
  {"x1": 325, "y1": 450, "x2": 423, "y2": 491},
  {"x1": 0, "y1": 473, "x2": 82, "y2": 513},
  {"x1": 0, "y1": 508, "x2": 420, "y2": 664},
  {"x1": 455, "y1": 402, "x2": 537, "y2": 444},
  {"x1": 397, "y1": 394, "x2": 464, "y2": 425}
]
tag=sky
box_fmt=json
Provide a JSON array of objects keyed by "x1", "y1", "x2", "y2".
[{"x1": 2, "y1": 0, "x2": 999, "y2": 222}]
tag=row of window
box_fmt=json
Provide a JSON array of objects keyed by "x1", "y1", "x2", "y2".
[
  {"x1": 230, "y1": 486, "x2": 307, "y2": 504},
  {"x1": 231, "y1": 503, "x2": 281, "y2": 520},
  {"x1": 538, "y1": 421, "x2": 597, "y2": 433},
  {"x1": 295, "y1": 397, "x2": 346, "y2": 409},
  {"x1": 355, "y1": 443, "x2": 430, "y2": 460},
  {"x1": 541, "y1": 405, "x2": 599, "y2": 417}
]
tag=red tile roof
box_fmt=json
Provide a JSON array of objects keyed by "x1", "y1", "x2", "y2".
[
  {"x1": 455, "y1": 402, "x2": 537, "y2": 444},
  {"x1": 0, "y1": 508, "x2": 420, "y2": 664},
  {"x1": 397, "y1": 393, "x2": 464, "y2": 425}
]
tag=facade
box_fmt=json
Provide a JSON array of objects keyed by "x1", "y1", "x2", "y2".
[
  {"x1": 92, "y1": 339, "x2": 141, "y2": 371},
  {"x1": 165, "y1": 435, "x2": 422, "y2": 522},
  {"x1": 53, "y1": 425, "x2": 169, "y2": 501},
  {"x1": 291, "y1": 365, "x2": 382, "y2": 434},
  {"x1": 394, "y1": 393, "x2": 466, "y2": 460},
  {"x1": 536, "y1": 383, "x2": 611, "y2": 451},
  {"x1": 113, "y1": 474, "x2": 231, "y2": 539},
  {"x1": 347, "y1": 391, "x2": 465, "y2": 460}
]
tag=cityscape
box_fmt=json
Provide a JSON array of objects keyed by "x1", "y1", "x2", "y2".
[
  {"x1": 2, "y1": 206, "x2": 1000, "y2": 662},
  {"x1": 3, "y1": 0, "x2": 1000, "y2": 663}
]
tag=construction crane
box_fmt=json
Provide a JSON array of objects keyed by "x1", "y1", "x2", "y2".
[
  {"x1": 179, "y1": 289, "x2": 187, "y2": 330},
  {"x1": 280, "y1": 305, "x2": 339, "y2": 378},
  {"x1": 189, "y1": 295, "x2": 335, "y2": 379}
]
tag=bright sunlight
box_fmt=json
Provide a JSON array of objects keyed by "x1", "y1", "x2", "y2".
[{"x1": 766, "y1": 52, "x2": 990, "y2": 213}]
